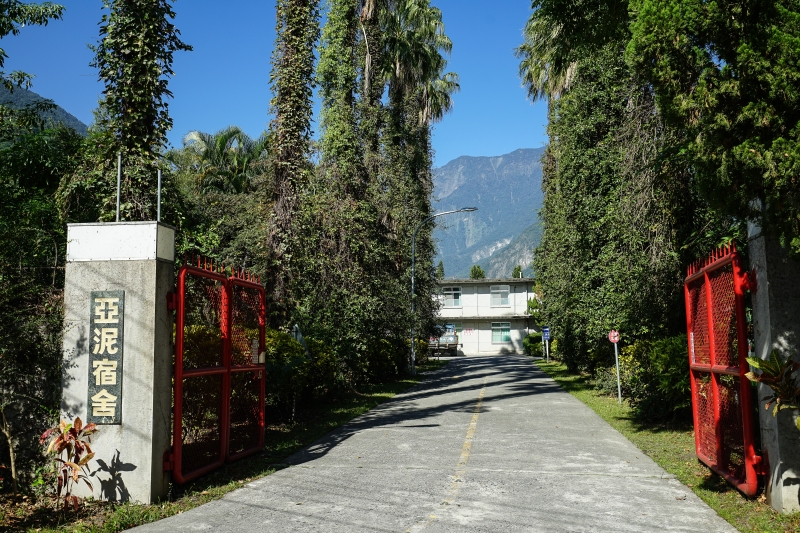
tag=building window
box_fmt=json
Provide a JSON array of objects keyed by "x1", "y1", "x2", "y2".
[
  {"x1": 443, "y1": 287, "x2": 462, "y2": 307},
  {"x1": 492, "y1": 322, "x2": 511, "y2": 343},
  {"x1": 491, "y1": 285, "x2": 510, "y2": 306}
]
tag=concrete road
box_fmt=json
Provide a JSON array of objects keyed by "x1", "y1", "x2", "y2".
[{"x1": 131, "y1": 354, "x2": 736, "y2": 532}]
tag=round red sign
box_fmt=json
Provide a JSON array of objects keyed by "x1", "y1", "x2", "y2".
[{"x1": 608, "y1": 330, "x2": 620, "y2": 343}]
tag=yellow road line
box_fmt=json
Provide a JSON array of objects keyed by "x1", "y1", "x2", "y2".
[{"x1": 407, "y1": 377, "x2": 488, "y2": 532}]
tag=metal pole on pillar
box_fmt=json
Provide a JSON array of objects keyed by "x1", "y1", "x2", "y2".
[
  {"x1": 116, "y1": 153, "x2": 121, "y2": 222},
  {"x1": 545, "y1": 339, "x2": 550, "y2": 362},
  {"x1": 157, "y1": 168, "x2": 162, "y2": 222}
]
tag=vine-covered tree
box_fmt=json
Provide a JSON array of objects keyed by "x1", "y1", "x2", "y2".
[
  {"x1": 60, "y1": 0, "x2": 191, "y2": 222},
  {"x1": 519, "y1": 1, "x2": 738, "y2": 370},
  {"x1": 268, "y1": 0, "x2": 320, "y2": 324}
]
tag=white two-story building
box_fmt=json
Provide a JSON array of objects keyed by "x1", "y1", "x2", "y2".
[{"x1": 435, "y1": 278, "x2": 537, "y2": 355}]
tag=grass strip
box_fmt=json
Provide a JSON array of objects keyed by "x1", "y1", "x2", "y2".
[
  {"x1": 534, "y1": 359, "x2": 800, "y2": 533},
  {"x1": 4, "y1": 359, "x2": 449, "y2": 533}
]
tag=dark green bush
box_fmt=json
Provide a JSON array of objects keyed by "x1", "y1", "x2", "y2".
[
  {"x1": 523, "y1": 333, "x2": 543, "y2": 356},
  {"x1": 596, "y1": 335, "x2": 691, "y2": 420}
]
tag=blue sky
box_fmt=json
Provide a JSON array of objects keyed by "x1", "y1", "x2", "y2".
[{"x1": 4, "y1": 0, "x2": 547, "y2": 166}]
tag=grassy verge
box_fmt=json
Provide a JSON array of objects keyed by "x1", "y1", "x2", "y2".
[
  {"x1": 534, "y1": 359, "x2": 800, "y2": 533},
  {"x1": 2, "y1": 359, "x2": 448, "y2": 533}
]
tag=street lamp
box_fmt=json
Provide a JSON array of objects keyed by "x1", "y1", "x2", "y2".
[{"x1": 410, "y1": 207, "x2": 478, "y2": 374}]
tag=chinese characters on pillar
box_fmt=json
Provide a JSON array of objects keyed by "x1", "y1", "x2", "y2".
[{"x1": 87, "y1": 291, "x2": 124, "y2": 424}]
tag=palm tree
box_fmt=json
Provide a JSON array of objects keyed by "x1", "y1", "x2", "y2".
[
  {"x1": 180, "y1": 126, "x2": 268, "y2": 194},
  {"x1": 381, "y1": 0, "x2": 452, "y2": 106},
  {"x1": 515, "y1": 13, "x2": 576, "y2": 102},
  {"x1": 417, "y1": 63, "x2": 459, "y2": 126}
]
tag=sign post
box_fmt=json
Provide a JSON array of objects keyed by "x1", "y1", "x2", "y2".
[
  {"x1": 542, "y1": 327, "x2": 550, "y2": 362},
  {"x1": 608, "y1": 329, "x2": 621, "y2": 403}
]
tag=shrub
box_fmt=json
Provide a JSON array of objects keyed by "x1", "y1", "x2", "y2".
[
  {"x1": 305, "y1": 338, "x2": 342, "y2": 397},
  {"x1": 523, "y1": 333, "x2": 543, "y2": 356},
  {"x1": 596, "y1": 335, "x2": 691, "y2": 420},
  {"x1": 264, "y1": 329, "x2": 307, "y2": 419}
]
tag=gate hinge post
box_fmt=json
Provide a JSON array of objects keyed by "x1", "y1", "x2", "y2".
[
  {"x1": 753, "y1": 454, "x2": 769, "y2": 477},
  {"x1": 166, "y1": 291, "x2": 178, "y2": 311},
  {"x1": 163, "y1": 450, "x2": 174, "y2": 472},
  {"x1": 743, "y1": 270, "x2": 757, "y2": 294}
]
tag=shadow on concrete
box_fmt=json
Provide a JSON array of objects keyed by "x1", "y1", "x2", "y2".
[
  {"x1": 92, "y1": 449, "x2": 137, "y2": 502},
  {"x1": 287, "y1": 355, "x2": 560, "y2": 465}
]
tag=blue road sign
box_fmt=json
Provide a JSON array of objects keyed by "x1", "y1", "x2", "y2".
[{"x1": 542, "y1": 327, "x2": 550, "y2": 340}]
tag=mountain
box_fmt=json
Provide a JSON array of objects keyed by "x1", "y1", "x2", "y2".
[
  {"x1": 432, "y1": 147, "x2": 544, "y2": 279},
  {"x1": 472, "y1": 222, "x2": 540, "y2": 278},
  {"x1": 0, "y1": 85, "x2": 88, "y2": 135}
]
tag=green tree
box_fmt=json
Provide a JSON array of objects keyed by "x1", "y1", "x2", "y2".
[
  {"x1": 61, "y1": 0, "x2": 191, "y2": 222},
  {"x1": 628, "y1": 0, "x2": 800, "y2": 251},
  {"x1": 0, "y1": 125, "x2": 81, "y2": 492},
  {"x1": 91, "y1": 0, "x2": 191, "y2": 156},
  {"x1": 512, "y1": 265, "x2": 522, "y2": 278},
  {"x1": 436, "y1": 260, "x2": 444, "y2": 279},
  {"x1": 268, "y1": 0, "x2": 320, "y2": 325},
  {"x1": 181, "y1": 126, "x2": 268, "y2": 194},
  {"x1": 469, "y1": 264, "x2": 485, "y2": 279}
]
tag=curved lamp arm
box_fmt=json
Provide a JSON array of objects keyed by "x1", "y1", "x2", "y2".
[{"x1": 410, "y1": 207, "x2": 477, "y2": 374}]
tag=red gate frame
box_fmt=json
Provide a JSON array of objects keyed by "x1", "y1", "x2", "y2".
[
  {"x1": 169, "y1": 259, "x2": 266, "y2": 484},
  {"x1": 227, "y1": 271, "x2": 266, "y2": 462},
  {"x1": 684, "y1": 243, "x2": 761, "y2": 496}
]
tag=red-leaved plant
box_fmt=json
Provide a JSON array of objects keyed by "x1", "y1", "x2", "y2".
[{"x1": 40, "y1": 417, "x2": 98, "y2": 510}]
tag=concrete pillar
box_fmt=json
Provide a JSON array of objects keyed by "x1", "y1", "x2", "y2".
[
  {"x1": 61, "y1": 222, "x2": 174, "y2": 504},
  {"x1": 748, "y1": 222, "x2": 800, "y2": 513}
]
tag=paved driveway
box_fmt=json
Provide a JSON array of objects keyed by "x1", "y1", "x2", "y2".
[{"x1": 131, "y1": 354, "x2": 736, "y2": 532}]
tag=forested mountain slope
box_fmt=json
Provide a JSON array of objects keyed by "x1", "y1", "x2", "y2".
[
  {"x1": 432, "y1": 147, "x2": 543, "y2": 278},
  {"x1": 0, "y1": 85, "x2": 88, "y2": 135}
]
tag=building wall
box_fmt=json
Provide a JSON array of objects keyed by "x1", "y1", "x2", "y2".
[
  {"x1": 452, "y1": 319, "x2": 528, "y2": 355},
  {"x1": 437, "y1": 281, "x2": 531, "y2": 318},
  {"x1": 435, "y1": 279, "x2": 535, "y2": 355}
]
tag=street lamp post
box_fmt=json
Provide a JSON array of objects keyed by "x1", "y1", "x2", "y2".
[{"x1": 411, "y1": 207, "x2": 477, "y2": 375}]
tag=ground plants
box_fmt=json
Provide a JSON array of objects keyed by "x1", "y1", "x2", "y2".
[
  {"x1": 40, "y1": 418, "x2": 98, "y2": 510},
  {"x1": 746, "y1": 351, "x2": 800, "y2": 429}
]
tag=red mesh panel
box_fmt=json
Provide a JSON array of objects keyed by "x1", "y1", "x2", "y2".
[
  {"x1": 684, "y1": 245, "x2": 758, "y2": 496},
  {"x1": 180, "y1": 373, "x2": 223, "y2": 477},
  {"x1": 230, "y1": 285, "x2": 262, "y2": 366},
  {"x1": 228, "y1": 370, "x2": 263, "y2": 456},
  {"x1": 719, "y1": 375, "x2": 746, "y2": 481},
  {"x1": 174, "y1": 264, "x2": 266, "y2": 483},
  {"x1": 708, "y1": 265, "x2": 737, "y2": 367},
  {"x1": 688, "y1": 278, "x2": 711, "y2": 365},
  {"x1": 182, "y1": 275, "x2": 224, "y2": 370},
  {"x1": 694, "y1": 372, "x2": 717, "y2": 463}
]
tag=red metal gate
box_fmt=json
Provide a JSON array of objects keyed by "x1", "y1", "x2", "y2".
[
  {"x1": 684, "y1": 243, "x2": 762, "y2": 496},
  {"x1": 168, "y1": 257, "x2": 265, "y2": 484}
]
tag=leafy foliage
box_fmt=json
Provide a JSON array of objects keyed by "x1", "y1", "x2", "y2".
[
  {"x1": 596, "y1": 336, "x2": 691, "y2": 420},
  {"x1": 0, "y1": 124, "x2": 80, "y2": 493},
  {"x1": 39, "y1": 418, "x2": 97, "y2": 510},
  {"x1": 268, "y1": 0, "x2": 320, "y2": 320},
  {"x1": 628, "y1": 0, "x2": 800, "y2": 253},
  {"x1": 91, "y1": 0, "x2": 191, "y2": 155},
  {"x1": 529, "y1": 33, "x2": 739, "y2": 371},
  {"x1": 469, "y1": 264, "x2": 485, "y2": 279},
  {"x1": 746, "y1": 351, "x2": 800, "y2": 429},
  {"x1": 87, "y1": 0, "x2": 191, "y2": 220}
]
